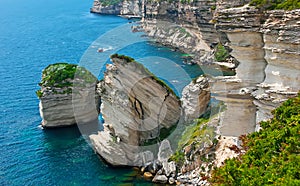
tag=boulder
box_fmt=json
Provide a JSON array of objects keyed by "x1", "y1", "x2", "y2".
[
  {"x1": 143, "y1": 172, "x2": 153, "y2": 179},
  {"x1": 152, "y1": 175, "x2": 168, "y2": 184}
]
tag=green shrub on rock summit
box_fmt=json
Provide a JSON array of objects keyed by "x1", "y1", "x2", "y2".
[
  {"x1": 100, "y1": 0, "x2": 123, "y2": 6},
  {"x1": 250, "y1": 0, "x2": 300, "y2": 10},
  {"x1": 36, "y1": 63, "x2": 97, "y2": 97},
  {"x1": 39, "y1": 63, "x2": 97, "y2": 87},
  {"x1": 211, "y1": 93, "x2": 300, "y2": 185}
]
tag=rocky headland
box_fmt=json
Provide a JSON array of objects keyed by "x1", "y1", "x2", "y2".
[
  {"x1": 36, "y1": 0, "x2": 299, "y2": 185},
  {"x1": 88, "y1": 0, "x2": 300, "y2": 184},
  {"x1": 91, "y1": 0, "x2": 143, "y2": 16}
]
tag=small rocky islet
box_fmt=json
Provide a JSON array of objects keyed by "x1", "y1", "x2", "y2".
[{"x1": 37, "y1": 0, "x2": 300, "y2": 185}]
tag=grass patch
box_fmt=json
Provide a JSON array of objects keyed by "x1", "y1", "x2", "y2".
[
  {"x1": 168, "y1": 101, "x2": 225, "y2": 167},
  {"x1": 110, "y1": 54, "x2": 135, "y2": 63},
  {"x1": 250, "y1": 0, "x2": 300, "y2": 10},
  {"x1": 168, "y1": 117, "x2": 215, "y2": 167},
  {"x1": 211, "y1": 93, "x2": 300, "y2": 185},
  {"x1": 141, "y1": 124, "x2": 178, "y2": 146},
  {"x1": 100, "y1": 0, "x2": 122, "y2": 6},
  {"x1": 37, "y1": 63, "x2": 97, "y2": 97}
]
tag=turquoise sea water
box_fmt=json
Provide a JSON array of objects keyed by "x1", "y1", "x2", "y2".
[{"x1": 0, "y1": 0, "x2": 204, "y2": 185}]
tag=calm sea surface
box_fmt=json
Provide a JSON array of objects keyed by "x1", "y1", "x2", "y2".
[{"x1": 0, "y1": 0, "x2": 204, "y2": 185}]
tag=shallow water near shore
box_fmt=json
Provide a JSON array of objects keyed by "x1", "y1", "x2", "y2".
[{"x1": 0, "y1": 0, "x2": 209, "y2": 185}]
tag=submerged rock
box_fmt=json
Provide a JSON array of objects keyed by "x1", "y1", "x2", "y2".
[
  {"x1": 90, "y1": 54, "x2": 181, "y2": 166},
  {"x1": 37, "y1": 63, "x2": 100, "y2": 128}
]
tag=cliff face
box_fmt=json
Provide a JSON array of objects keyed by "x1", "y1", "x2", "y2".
[
  {"x1": 143, "y1": 0, "x2": 217, "y2": 63},
  {"x1": 215, "y1": 6, "x2": 300, "y2": 93},
  {"x1": 90, "y1": 55, "x2": 181, "y2": 166},
  {"x1": 89, "y1": 55, "x2": 211, "y2": 167},
  {"x1": 91, "y1": 0, "x2": 142, "y2": 16},
  {"x1": 261, "y1": 10, "x2": 300, "y2": 93},
  {"x1": 37, "y1": 63, "x2": 100, "y2": 128},
  {"x1": 181, "y1": 76, "x2": 210, "y2": 122}
]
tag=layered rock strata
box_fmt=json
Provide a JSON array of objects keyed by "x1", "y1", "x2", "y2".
[
  {"x1": 91, "y1": 0, "x2": 142, "y2": 16},
  {"x1": 89, "y1": 55, "x2": 211, "y2": 166},
  {"x1": 90, "y1": 55, "x2": 182, "y2": 166},
  {"x1": 37, "y1": 63, "x2": 100, "y2": 128},
  {"x1": 181, "y1": 76, "x2": 211, "y2": 122}
]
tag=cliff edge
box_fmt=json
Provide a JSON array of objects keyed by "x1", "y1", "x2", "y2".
[{"x1": 37, "y1": 63, "x2": 100, "y2": 128}]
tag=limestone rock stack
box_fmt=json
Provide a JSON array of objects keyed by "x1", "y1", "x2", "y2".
[
  {"x1": 90, "y1": 55, "x2": 182, "y2": 166},
  {"x1": 37, "y1": 63, "x2": 100, "y2": 128}
]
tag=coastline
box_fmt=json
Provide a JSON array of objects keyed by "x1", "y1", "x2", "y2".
[{"x1": 86, "y1": 1, "x2": 300, "y2": 185}]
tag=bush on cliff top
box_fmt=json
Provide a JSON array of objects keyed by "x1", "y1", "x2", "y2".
[
  {"x1": 250, "y1": 0, "x2": 300, "y2": 10},
  {"x1": 38, "y1": 63, "x2": 97, "y2": 88},
  {"x1": 211, "y1": 93, "x2": 300, "y2": 185},
  {"x1": 100, "y1": 0, "x2": 122, "y2": 6}
]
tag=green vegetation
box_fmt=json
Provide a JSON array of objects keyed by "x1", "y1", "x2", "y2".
[
  {"x1": 179, "y1": 27, "x2": 191, "y2": 37},
  {"x1": 211, "y1": 93, "x2": 300, "y2": 185},
  {"x1": 36, "y1": 90, "x2": 43, "y2": 98},
  {"x1": 37, "y1": 63, "x2": 97, "y2": 97},
  {"x1": 110, "y1": 54, "x2": 135, "y2": 63},
  {"x1": 141, "y1": 124, "x2": 178, "y2": 146},
  {"x1": 100, "y1": 0, "x2": 122, "y2": 6},
  {"x1": 169, "y1": 117, "x2": 215, "y2": 167},
  {"x1": 250, "y1": 0, "x2": 300, "y2": 10},
  {"x1": 214, "y1": 43, "x2": 230, "y2": 62},
  {"x1": 169, "y1": 101, "x2": 225, "y2": 167}
]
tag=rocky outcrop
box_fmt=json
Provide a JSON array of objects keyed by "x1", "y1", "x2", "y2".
[
  {"x1": 91, "y1": 0, "x2": 142, "y2": 16},
  {"x1": 90, "y1": 55, "x2": 182, "y2": 166},
  {"x1": 37, "y1": 63, "x2": 100, "y2": 128},
  {"x1": 261, "y1": 9, "x2": 300, "y2": 93},
  {"x1": 142, "y1": 0, "x2": 217, "y2": 64},
  {"x1": 89, "y1": 55, "x2": 211, "y2": 167},
  {"x1": 181, "y1": 76, "x2": 210, "y2": 122},
  {"x1": 88, "y1": 1, "x2": 299, "y2": 184}
]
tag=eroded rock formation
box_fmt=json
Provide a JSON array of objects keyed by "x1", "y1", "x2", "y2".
[
  {"x1": 90, "y1": 55, "x2": 182, "y2": 166},
  {"x1": 37, "y1": 63, "x2": 100, "y2": 128},
  {"x1": 181, "y1": 76, "x2": 210, "y2": 122},
  {"x1": 89, "y1": 55, "x2": 211, "y2": 166},
  {"x1": 91, "y1": 0, "x2": 142, "y2": 16}
]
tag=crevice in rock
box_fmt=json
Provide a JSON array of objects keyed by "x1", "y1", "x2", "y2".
[{"x1": 156, "y1": 92, "x2": 170, "y2": 143}]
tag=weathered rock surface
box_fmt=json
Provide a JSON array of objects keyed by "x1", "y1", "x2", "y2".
[
  {"x1": 91, "y1": 0, "x2": 142, "y2": 16},
  {"x1": 88, "y1": 1, "x2": 300, "y2": 184},
  {"x1": 261, "y1": 9, "x2": 300, "y2": 93},
  {"x1": 152, "y1": 174, "x2": 168, "y2": 184},
  {"x1": 90, "y1": 55, "x2": 181, "y2": 166},
  {"x1": 38, "y1": 63, "x2": 100, "y2": 128},
  {"x1": 181, "y1": 76, "x2": 210, "y2": 122}
]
